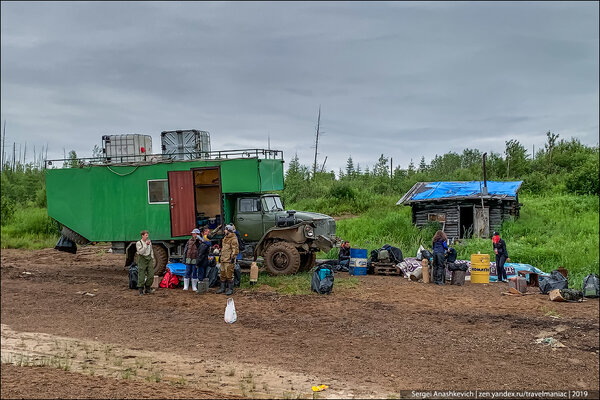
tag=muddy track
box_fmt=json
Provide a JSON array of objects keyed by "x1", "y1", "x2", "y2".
[{"x1": 1, "y1": 247, "x2": 599, "y2": 398}]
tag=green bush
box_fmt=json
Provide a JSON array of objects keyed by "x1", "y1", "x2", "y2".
[
  {"x1": 1, "y1": 195, "x2": 16, "y2": 225},
  {"x1": 566, "y1": 156, "x2": 599, "y2": 195},
  {"x1": 328, "y1": 183, "x2": 355, "y2": 200},
  {"x1": 1, "y1": 207, "x2": 60, "y2": 249}
]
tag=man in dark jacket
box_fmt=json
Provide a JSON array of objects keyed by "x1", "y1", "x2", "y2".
[
  {"x1": 338, "y1": 241, "x2": 351, "y2": 269},
  {"x1": 195, "y1": 227, "x2": 212, "y2": 290},
  {"x1": 492, "y1": 231, "x2": 509, "y2": 282}
]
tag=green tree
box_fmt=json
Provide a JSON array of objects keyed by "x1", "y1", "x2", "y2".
[
  {"x1": 373, "y1": 154, "x2": 389, "y2": 178},
  {"x1": 418, "y1": 156, "x2": 427, "y2": 172},
  {"x1": 346, "y1": 156, "x2": 355, "y2": 177},
  {"x1": 504, "y1": 139, "x2": 529, "y2": 178}
]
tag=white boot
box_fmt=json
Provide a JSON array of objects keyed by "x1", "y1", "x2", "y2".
[
  {"x1": 183, "y1": 278, "x2": 190, "y2": 291},
  {"x1": 191, "y1": 278, "x2": 198, "y2": 292}
]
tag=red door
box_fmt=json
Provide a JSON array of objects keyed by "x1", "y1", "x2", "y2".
[{"x1": 168, "y1": 170, "x2": 195, "y2": 237}]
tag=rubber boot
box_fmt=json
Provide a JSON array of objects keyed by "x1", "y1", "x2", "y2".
[
  {"x1": 191, "y1": 278, "x2": 198, "y2": 292},
  {"x1": 216, "y1": 280, "x2": 226, "y2": 294},
  {"x1": 145, "y1": 286, "x2": 155, "y2": 294},
  {"x1": 225, "y1": 280, "x2": 233, "y2": 296},
  {"x1": 138, "y1": 287, "x2": 144, "y2": 296},
  {"x1": 183, "y1": 278, "x2": 190, "y2": 291},
  {"x1": 203, "y1": 278, "x2": 209, "y2": 293}
]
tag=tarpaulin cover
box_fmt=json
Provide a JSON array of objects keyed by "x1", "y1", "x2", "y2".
[
  {"x1": 411, "y1": 181, "x2": 523, "y2": 201},
  {"x1": 167, "y1": 262, "x2": 187, "y2": 276}
]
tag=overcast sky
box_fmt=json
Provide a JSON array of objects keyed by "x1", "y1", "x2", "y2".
[{"x1": 1, "y1": 1, "x2": 598, "y2": 174}]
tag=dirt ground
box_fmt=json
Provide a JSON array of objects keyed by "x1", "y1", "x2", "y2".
[{"x1": 1, "y1": 245, "x2": 599, "y2": 399}]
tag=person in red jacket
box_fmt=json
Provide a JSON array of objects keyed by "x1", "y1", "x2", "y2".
[{"x1": 492, "y1": 231, "x2": 509, "y2": 282}]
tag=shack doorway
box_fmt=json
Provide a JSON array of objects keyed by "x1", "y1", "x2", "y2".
[
  {"x1": 192, "y1": 167, "x2": 223, "y2": 231},
  {"x1": 459, "y1": 205, "x2": 474, "y2": 238}
]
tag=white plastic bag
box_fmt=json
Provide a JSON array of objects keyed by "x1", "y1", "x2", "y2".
[
  {"x1": 224, "y1": 298, "x2": 237, "y2": 324},
  {"x1": 416, "y1": 245, "x2": 425, "y2": 261}
]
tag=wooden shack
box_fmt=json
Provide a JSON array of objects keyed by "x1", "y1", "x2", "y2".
[{"x1": 397, "y1": 181, "x2": 523, "y2": 239}]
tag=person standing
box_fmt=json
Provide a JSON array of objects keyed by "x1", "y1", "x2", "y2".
[
  {"x1": 195, "y1": 227, "x2": 212, "y2": 286},
  {"x1": 217, "y1": 224, "x2": 239, "y2": 295},
  {"x1": 493, "y1": 231, "x2": 508, "y2": 282},
  {"x1": 338, "y1": 241, "x2": 351, "y2": 269},
  {"x1": 136, "y1": 230, "x2": 155, "y2": 295},
  {"x1": 432, "y1": 230, "x2": 448, "y2": 285},
  {"x1": 183, "y1": 228, "x2": 200, "y2": 291}
]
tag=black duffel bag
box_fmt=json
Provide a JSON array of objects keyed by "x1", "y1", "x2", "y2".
[{"x1": 539, "y1": 270, "x2": 568, "y2": 294}]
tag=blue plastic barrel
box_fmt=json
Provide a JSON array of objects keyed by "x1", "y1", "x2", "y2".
[{"x1": 349, "y1": 248, "x2": 368, "y2": 275}]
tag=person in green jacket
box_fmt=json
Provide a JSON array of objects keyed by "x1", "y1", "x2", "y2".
[
  {"x1": 136, "y1": 230, "x2": 155, "y2": 295},
  {"x1": 217, "y1": 224, "x2": 239, "y2": 295}
]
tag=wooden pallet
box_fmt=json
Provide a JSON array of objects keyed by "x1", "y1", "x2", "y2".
[{"x1": 373, "y1": 263, "x2": 401, "y2": 276}]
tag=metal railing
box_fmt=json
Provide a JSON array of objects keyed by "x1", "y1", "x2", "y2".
[{"x1": 45, "y1": 148, "x2": 284, "y2": 168}]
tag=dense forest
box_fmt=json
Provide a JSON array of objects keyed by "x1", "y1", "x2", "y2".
[
  {"x1": 1, "y1": 133, "x2": 598, "y2": 287},
  {"x1": 282, "y1": 132, "x2": 598, "y2": 214}
]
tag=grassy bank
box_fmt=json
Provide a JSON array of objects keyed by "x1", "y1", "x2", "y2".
[{"x1": 1, "y1": 207, "x2": 60, "y2": 249}]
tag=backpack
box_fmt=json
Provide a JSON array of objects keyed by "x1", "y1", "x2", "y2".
[
  {"x1": 446, "y1": 248, "x2": 457, "y2": 263},
  {"x1": 207, "y1": 263, "x2": 219, "y2": 288},
  {"x1": 370, "y1": 249, "x2": 379, "y2": 262},
  {"x1": 539, "y1": 270, "x2": 568, "y2": 294},
  {"x1": 159, "y1": 271, "x2": 179, "y2": 289},
  {"x1": 128, "y1": 263, "x2": 138, "y2": 289},
  {"x1": 311, "y1": 266, "x2": 334, "y2": 294},
  {"x1": 421, "y1": 249, "x2": 433, "y2": 260},
  {"x1": 381, "y1": 244, "x2": 404, "y2": 263},
  {"x1": 582, "y1": 274, "x2": 599, "y2": 298},
  {"x1": 377, "y1": 249, "x2": 390, "y2": 263}
]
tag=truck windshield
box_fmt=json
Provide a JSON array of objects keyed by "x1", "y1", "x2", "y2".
[{"x1": 262, "y1": 196, "x2": 284, "y2": 212}]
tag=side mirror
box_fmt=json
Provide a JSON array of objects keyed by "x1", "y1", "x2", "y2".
[
  {"x1": 256, "y1": 200, "x2": 261, "y2": 211},
  {"x1": 282, "y1": 200, "x2": 285, "y2": 209}
]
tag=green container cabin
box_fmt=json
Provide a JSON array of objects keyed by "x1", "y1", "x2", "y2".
[{"x1": 46, "y1": 152, "x2": 284, "y2": 273}]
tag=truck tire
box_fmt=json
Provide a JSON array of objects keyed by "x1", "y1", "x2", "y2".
[
  {"x1": 299, "y1": 252, "x2": 316, "y2": 272},
  {"x1": 263, "y1": 242, "x2": 301, "y2": 276},
  {"x1": 60, "y1": 226, "x2": 90, "y2": 245},
  {"x1": 152, "y1": 245, "x2": 168, "y2": 277}
]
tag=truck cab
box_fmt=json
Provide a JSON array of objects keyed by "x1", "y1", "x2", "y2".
[{"x1": 231, "y1": 193, "x2": 338, "y2": 275}]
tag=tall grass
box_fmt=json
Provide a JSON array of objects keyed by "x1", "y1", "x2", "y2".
[{"x1": 1, "y1": 206, "x2": 60, "y2": 249}]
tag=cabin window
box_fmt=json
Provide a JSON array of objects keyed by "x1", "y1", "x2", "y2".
[
  {"x1": 148, "y1": 180, "x2": 169, "y2": 204},
  {"x1": 428, "y1": 213, "x2": 446, "y2": 222},
  {"x1": 239, "y1": 198, "x2": 259, "y2": 213}
]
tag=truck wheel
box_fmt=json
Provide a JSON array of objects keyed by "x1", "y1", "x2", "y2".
[
  {"x1": 152, "y1": 245, "x2": 168, "y2": 276},
  {"x1": 299, "y1": 253, "x2": 316, "y2": 272},
  {"x1": 264, "y1": 242, "x2": 301, "y2": 275},
  {"x1": 60, "y1": 227, "x2": 90, "y2": 245}
]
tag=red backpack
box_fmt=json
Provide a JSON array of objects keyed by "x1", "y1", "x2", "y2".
[{"x1": 159, "y1": 271, "x2": 180, "y2": 289}]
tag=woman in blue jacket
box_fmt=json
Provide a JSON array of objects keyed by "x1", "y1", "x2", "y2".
[{"x1": 432, "y1": 230, "x2": 448, "y2": 285}]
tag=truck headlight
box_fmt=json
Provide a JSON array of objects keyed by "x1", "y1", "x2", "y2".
[{"x1": 304, "y1": 225, "x2": 314, "y2": 238}]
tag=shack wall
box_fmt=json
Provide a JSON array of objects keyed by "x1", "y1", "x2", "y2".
[{"x1": 410, "y1": 199, "x2": 518, "y2": 239}]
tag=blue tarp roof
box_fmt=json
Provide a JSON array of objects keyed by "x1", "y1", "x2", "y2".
[{"x1": 397, "y1": 181, "x2": 523, "y2": 204}]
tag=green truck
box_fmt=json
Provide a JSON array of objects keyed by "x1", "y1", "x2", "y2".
[{"x1": 45, "y1": 149, "x2": 338, "y2": 275}]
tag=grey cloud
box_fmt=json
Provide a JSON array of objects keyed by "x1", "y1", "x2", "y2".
[{"x1": 1, "y1": 1, "x2": 598, "y2": 173}]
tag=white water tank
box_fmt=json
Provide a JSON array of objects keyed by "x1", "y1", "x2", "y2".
[{"x1": 102, "y1": 134, "x2": 152, "y2": 163}]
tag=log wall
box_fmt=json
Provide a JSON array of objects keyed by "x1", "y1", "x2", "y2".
[{"x1": 410, "y1": 199, "x2": 520, "y2": 239}]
